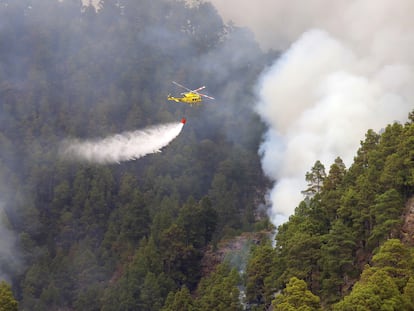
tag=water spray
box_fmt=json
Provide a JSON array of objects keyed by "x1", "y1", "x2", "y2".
[{"x1": 60, "y1": 119, "x2": 186, "y2": 164}]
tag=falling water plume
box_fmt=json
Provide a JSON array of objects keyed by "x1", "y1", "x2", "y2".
[{"x1": 60, "y1": 120, "x2": 185, "y2": 164}]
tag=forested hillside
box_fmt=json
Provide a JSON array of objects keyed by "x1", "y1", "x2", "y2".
[
  {"x1": 0, "y1": 0, "x2": 270, "y2": 310},
  {"x1": 246, "y1": 115, "x2": 414, "y2": 310}
]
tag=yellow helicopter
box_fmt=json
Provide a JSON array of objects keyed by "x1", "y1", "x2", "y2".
[{"x1": 167, "y1": 81, "x2": 215, "y2": 105}]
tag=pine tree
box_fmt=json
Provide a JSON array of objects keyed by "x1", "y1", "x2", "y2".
[
  {"x1": 272, "y1": 277, "x2": 321, "y2": 311},
  {"x1": 0, "y1": 281, "x2": 18, "y2": 311},
  {"x1": 245, "y1": 240, "x2": 278, "y2": 308},
  {"x1": 195, "y1": 263, "x2": 242, "y2": 311},
  {"x1": 402, "y1": 277, "x2": 414, "y2": 310},
  {"x1": 302, "y1": 160, "x2": 326, "y2": 198},
  {"x1": 333, "y1": 268, "x2": 403, "y2": 310},
  {"x1": 162, "y1": 286, "x2": 194, "y2": 311}
]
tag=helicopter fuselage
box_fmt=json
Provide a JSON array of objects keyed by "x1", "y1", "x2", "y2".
[{"x1": 167, "y1": 92, "x2": 202, "y2": 105}]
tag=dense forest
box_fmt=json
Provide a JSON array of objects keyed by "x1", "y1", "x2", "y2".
[
  {"x1": 1, "y1": 0, "x2": 414, "y2": 310},
  {"x1": 246, "y1": 117, "x2": 414, "y2": 310},
  {"x1": 0, "y1": 0, "x2": 270, "y2": 310}
]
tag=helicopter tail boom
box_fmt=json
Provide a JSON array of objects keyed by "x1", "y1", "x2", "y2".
[{"x1": 167, "y1": 95, "x2": 181, "y2": 102}]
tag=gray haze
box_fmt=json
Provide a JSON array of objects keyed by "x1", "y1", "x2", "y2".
[
  {"x1": 0, "y1": 202, "x2": 21, "y2": 282},
  {"x1": 211, "y1": 0, "x2": 414, "y2": 225}
]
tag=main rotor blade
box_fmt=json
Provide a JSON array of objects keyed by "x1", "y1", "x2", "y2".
[
  {"x1": 172, "y1": 81, "x2": 192, "y2": 92},
  {"x1": 192, "y1": 86, "x2": 206, "y2": 93},
  {"x1": 172, "y1": 81, "x2": 214, "y2": 99},
  {"x1": 199, "y1": 93, "x2": 215, "y2": 100}
]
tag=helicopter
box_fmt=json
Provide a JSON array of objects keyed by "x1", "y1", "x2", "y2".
[{"x1": 167, "y1": 81, "x2": 214, "y2": 105}]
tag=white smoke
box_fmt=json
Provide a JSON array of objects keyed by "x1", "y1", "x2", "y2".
[
  {"x1": 210, "y1": 0, "x2": 414, "y2": 225},
  {"x1": 60, "y1": 122, "x2": 184, "y2": 164}
]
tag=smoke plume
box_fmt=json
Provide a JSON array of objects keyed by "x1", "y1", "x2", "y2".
[
  {"x1": 210, "y1": 0, "x2": 414, "y2": 225},
  {"x1": 60, "y1": 121, "x2": 184, "y2": 164}
]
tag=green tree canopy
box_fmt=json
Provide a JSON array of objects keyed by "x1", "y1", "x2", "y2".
[
  {"x1": 0, "y1": 281, "x2": 18, "y2": 311},
  {"x1": 272, "y1": 277, "x2": 321, "y2": 311},
  {"x1": 194, "y1": 263, "x2": 242, "y2": 311}
]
